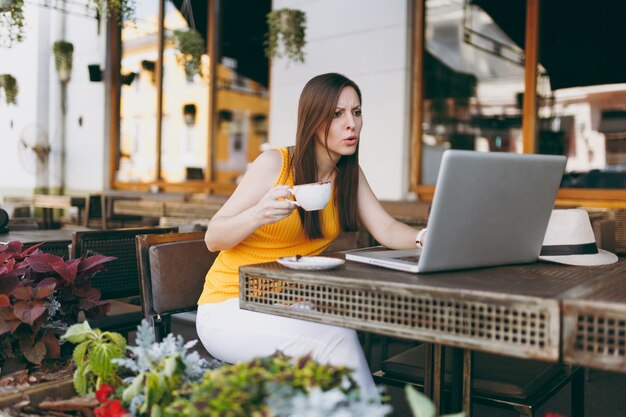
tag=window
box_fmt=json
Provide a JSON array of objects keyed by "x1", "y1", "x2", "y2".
[
  {"x1": 412, "y1": 0, "x2": 626, "y2": 206},
  {"x1": 110, "y1": 0, "x2": 270, "y2": 193}
]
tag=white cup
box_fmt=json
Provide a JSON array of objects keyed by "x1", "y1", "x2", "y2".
[{"x1": 288, "y1": 181, "x2": 332, "y2": 211}]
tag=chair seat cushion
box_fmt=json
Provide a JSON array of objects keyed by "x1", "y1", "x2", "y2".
[{"x1": 380, "y1": 344, "x2": 562, "y2": 399}]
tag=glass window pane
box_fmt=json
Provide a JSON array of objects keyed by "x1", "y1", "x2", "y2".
[
  {"x1": 118, "y1": 0, "x2": 160, "y2": 183},
  {"x1": 161, "y1": 0, "x2": 210, "y2": 184},
  {"x1": 541, "y1": 68, "x2": 626, "y2": 190},
  {"x1": 421, "y1": 0, "x2": 526, "y2": 185},
  {"x1": 214, "y1": 0, "x2": 271, "y2": 184}
]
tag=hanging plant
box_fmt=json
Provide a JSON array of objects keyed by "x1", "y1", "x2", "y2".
[
  {"x1": 52, "y1": 40, "x2": 74, "y2": 82},
  {"x1": 173, "y1": 29, "x2": 206, "y2": 81},
  {"x1": 87, "y1": 0, "x2": 135, "y2": 23},
  {"x1": 0, "y1": 0, "x2": 25, "y2": 46},
  {"x1": 0, "y1": 74, "x2": 18, "y2": 105},
  {"x1": 265, "y1": 8, "x2": 306, "y2": 63}
]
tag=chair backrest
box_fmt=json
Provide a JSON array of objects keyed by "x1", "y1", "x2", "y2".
[
  {"x1": 24, "y1": 241, "x2": 71, "y2": 258},
  {"x1": 136, "y1": 232, "x2": 217, "y2": 320},
  {"x1": 71, "y1": 227, "x2": 177, "y2": 299}
]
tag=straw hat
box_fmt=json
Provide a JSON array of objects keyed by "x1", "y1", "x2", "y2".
[{"x1": 539, "y1": 209, "x2": 618, "y2": 266}]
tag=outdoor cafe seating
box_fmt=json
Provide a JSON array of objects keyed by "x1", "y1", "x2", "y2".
[
  {"x1": 70, "y1": 227, "x2": 178, "y2": 336},
  {"x1": 135, "y1": 231, "x2": 218, "y2": 342}
]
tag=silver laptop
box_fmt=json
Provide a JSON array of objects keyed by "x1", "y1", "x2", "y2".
[{"x1": 346, "y1": 150, "x2": 566, "y2": 273}]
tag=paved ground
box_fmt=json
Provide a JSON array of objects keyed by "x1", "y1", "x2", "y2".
[{"x1": 158, "y1": 315, "x2": 626, "y2": 417}]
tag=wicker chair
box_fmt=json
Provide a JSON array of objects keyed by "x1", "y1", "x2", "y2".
[
  {"x1": 70, "y1": 227, "x2": 178, "y2": 335},
  {"x1": 136, "y1": 231, "x2": 219, "y2": 341},
  {"x1": 23, "y1": 240, "x2": 71, "y2": 258}
]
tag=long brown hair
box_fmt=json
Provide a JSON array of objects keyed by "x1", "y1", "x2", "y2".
[{"x1": 292, "y1": 73, "x2": 361, "y2": 239}]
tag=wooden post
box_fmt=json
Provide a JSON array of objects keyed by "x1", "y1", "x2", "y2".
[
  {"x1": 207, "y1": 0, "x2": 218, "y2": 187},
  {"x1": 155, "y1": 0, "x2": 165, "y2": 182},
  {"x1": 410, "y1": 0, "x2": 426, "y2": 190},
  {"x1": 522, "y1": 0, "x2": 541, "y2": 154}
]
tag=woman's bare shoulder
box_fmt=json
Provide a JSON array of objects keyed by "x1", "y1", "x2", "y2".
[{"x1": 243, "y1": 149, "x2": 285, "y2": 184}]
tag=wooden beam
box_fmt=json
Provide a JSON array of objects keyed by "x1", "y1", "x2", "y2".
[
  {"x1": 107, "y1": 14, "x2": 122, "y2": 191},
  {"x1": 522, "y1": 0, "x2": 540, "y2": 153},
  {"x1": 155, "y1": 0, "x2": 165, "y2": 182},
  {"x1": 410, "y1": 0, "x2": 426, "y2": 190},
  {"x1": 207, "y1": 0, "x2": 218, "y2": 186}
]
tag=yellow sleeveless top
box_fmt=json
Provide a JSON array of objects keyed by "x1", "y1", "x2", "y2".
[{"x1": 198, "y1": 147, "x2": 341, "y2": 304}]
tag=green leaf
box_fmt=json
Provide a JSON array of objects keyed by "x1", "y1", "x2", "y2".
[
  {"x1": 143, "y1": 372, "x2": 165, "y2": 412},
  {"x1": 72, "y1": 341, "x2": 90, "y2": 365},
  {"x1": 163, "y1": 355, "x2": 182, "y2": 379},
  {"x1": 61, "y1": 322, "x2": 94, "y2": 344},
  {"x1": 151, "y1": 404, "x2": 163, "y2": 417},
  {"x1": 103, "y1": 331, "x2": 127, "y2": 351},
  {"x1": 442, "y1": 413, "x2": 466, "y2": 417},
  {"x1": 73, "y1": 363, "x2": 88, "y2": 396},
  {"x1": 405, "y1": 385, "x2": 436, "y2": 417},
  {"x1": 88, "y1": 343, "x2": 122, "y2": 380},
  {"x1": 123, "y1": 373, "x2": 145, "y2": 403}
]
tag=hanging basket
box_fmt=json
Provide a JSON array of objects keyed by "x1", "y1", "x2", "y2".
[
  {"x1": 0, "y1": 74, "x2": 18, "y2": 105},
  {"x1": 86, "y1": 0, "x2": 135, "y2": 23},
  {"x1": 52, "y1": 40, "x2": 74, "y2": 82},
  {"x1": 173, "y1": 29, "x2": 206, "y2": 82},
  {"x1": 265, "y1": 8, "x2": 306, "y2": 63}
]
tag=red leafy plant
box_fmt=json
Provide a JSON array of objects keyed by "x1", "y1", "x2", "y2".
[
  {"x1": 94, "y1": 383, "x2": 129, "y2": 417},
  {"x1": 0, "y1": 241, "x2": 115, "y2": 368}
]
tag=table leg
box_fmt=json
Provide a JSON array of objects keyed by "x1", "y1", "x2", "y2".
[
  {"x1": 433, "y1": 344, "x2": 446, "y2": 414},
  {"x1": 423, "y1": 343, "x2": 434, "y2": 398},
  {"x1": 43, "y1": 208, "x2": 52, "y2": 229},
  {"x1": 462, "y1": 349, "x2": 473, "y2": 416},
  {"x1": 423, "y1": 343, "x2": 447, "y2": 414}
]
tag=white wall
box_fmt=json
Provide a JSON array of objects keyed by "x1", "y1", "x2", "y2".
[
  {"x1": 269, "y1": 0, "x2": 413, "y2": 200},
  {"x1": 50, "y1": 9, "x2": 107, "y2": 193},
  {"x1": 0, "y1": 2, "x2": 44, "y2": 198},
  {"x1": 0, "y1": 3, "x2": 107, "y2": 202}
]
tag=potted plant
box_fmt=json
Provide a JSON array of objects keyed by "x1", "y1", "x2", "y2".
[
  {"x1": 0, "y1": 241, "x2": 114, "y2": 373},
  {"x1": 60, "y1": 321, "x2": 126, "y2": 396},
  {"x1": 0, "y1": 0, "x2": 24, "y2": 45},
  {"x1": 265, "y1": 8, "x2": 307, "y2": 63},
  {"x1": 0, "y1": 74, "x2": 18, "y2": 105},
  {"x1": 63, "y1": 319, "x2": 214, "y2": 416},
  {"x1": 87, "y1": 0, "x2": 134, "y2": 22},
  {"x1": 173, "y1": 29, "x2": 206, "y2": 81},
  {"x1": 52, "y1": 40, "x2": 74, "y2": 82},
  {"x1": 59, "y1": 319, "x2": 469, "y2": 417}
]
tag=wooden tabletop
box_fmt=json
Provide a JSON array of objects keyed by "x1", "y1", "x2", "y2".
[
  {"x1": 240, "y1": 257, "x2": 626, "y2": 362},
  {"x1": 0, "y1": 227, "x2": 91, "y2": 244}
]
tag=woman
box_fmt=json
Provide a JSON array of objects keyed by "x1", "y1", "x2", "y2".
[{"x1": 196, "y1": 73, "x2": 420, "y2": 399}]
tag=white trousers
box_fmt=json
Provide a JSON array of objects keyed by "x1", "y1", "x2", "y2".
[{"x1": 196, "y1": 298, "x2": 378, "y2": 399}]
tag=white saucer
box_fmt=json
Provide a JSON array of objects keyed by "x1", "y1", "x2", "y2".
[{"x1": 277, "y1": 256, "x2": 345, "y2": 271}]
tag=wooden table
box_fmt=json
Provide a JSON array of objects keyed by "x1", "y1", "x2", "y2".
[
  {"x1": 240, "y1": 257, "x2": 626, "y2": 414},
  {"x1": 3, "y1": 195, "x2": 87, "y2": 228},
  {"x1": 562, "y1": 259, "x2": 626, "y2": 372},
  {"x1": 0, "y1": 227, "x2": 90, "y2": 257}
]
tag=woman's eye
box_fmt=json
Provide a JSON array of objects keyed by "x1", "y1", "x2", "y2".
[
  {"x1": 333, "y1": 111, "x2": 342, "y2": 118},
  {"x1": 353, "y1": 110, "x2": 362, "y2": 116}
]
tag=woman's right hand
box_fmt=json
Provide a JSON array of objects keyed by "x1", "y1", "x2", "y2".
[{"x1": 252, "y1": 185, "x2": 296, "y2": 225}]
